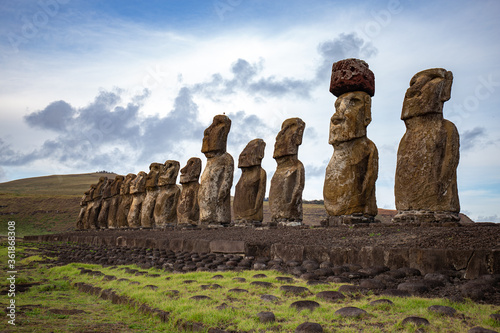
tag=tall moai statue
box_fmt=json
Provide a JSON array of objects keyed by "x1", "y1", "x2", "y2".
[
  {"x1": 177, "y1": 157, "x2": 202, "y2": 227},
  {"x1": 76, "y1": 189, "x2": 90, "y2": 230},
  {"x1": 116, "y1": 173, "x2": 136, "y2": 228},
  {"x1": 154, "y1": 160, "x2": 181, "y2": 227},
  {"x1": 127, "y1": 171, "x2": 147, "y2": 228},
  {"x1": 88, "y1": 176, "x2": 108, "y2": 229},
  {"x1": 233, "y1": 139, "x2": 267, "y2": 227},
  {"x1": 83, "y1": 184, "x2": 96, "y2": 229},
  {"x1": 393, "y1": 68, "x2": 460, "y2": 224},
  {"x1": 199, "y1": 115, "x2": 234, "y2": 226},
  {"x1": 107, "y1": 175, "x2": 124, "y2": 229},
  {"x1": 141, "y1": 163, "x2": 162, "y2": 228},
  {"x1": 97, "y1": 178, "x2": 113, "y2": 228},
  {"x1": 323, "y1": 58, "x2": 378, "y2": 225},
  {"x1": 269, "y1": 118, "x2": 305, "y2": 226}
]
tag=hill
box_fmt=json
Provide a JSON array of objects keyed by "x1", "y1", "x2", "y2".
[{"x1": 0, "y1": 172, "x2": 116, "y2": 236}]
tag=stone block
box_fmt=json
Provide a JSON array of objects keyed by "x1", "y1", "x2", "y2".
[
  {"x1": 210, "y1": 240, "x2": 246, "y2": 254},
  {"x1": 330, "y1": 58, "x2": 375, "y2": 97},
  {"x1": 270, "y1": 243, "x2": 304, "y2": 262}
]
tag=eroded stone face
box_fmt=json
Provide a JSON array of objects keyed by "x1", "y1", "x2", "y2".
[
  {"x1": 199, "y1": 115, "x2": 234, "y2": 225},
  {"x1": 180, "y1": 158, "x2": 202, "y2": 184},
  {"x1": 329, "y1": 91, "x2": 371, "y2": 145},
  {"x1": 128, "y1": 171, "x2": 147, "y2": 228},
  {"x1": 158, "y1": 160, "x2": 180, "y2": 186},
  {"x1": 273, "y1": 118, "x2": 305, "y2": 159},
  {"x1": 394, "y1": 68, "x2": 459, "y2": 222},
  {"x1": 177, "y1": 158, "x2": 202, "y2": 225},
  {"x1": 234, "y1": 139, "x2": 267, "y2": 224},
  {"x1": 201, "y1": 115, "x2": 231, "y2": 157},
  {"x1": 145, "y1": 163, "x2": 162, "y2": 189},
  {"x1": 323, "y1": 59, "x2": 378, "y2": 223},
  {"x1": 269, "y1": 118, "x2": 306, "y2": 224}
]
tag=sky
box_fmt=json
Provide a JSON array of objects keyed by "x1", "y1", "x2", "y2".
[{"x1": 0, "y1": 0, "x2": 499, "y2": 222}]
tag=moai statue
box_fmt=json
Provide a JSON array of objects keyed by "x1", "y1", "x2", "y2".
[
  {"x1": 199, "y1": 115, "x2": 234, "y2": 226},
  {"x1": 116, "y1": 173, "x2": 136, "y2": 228},
  {"x1": 88, "y1": 177, "x2": 108, "y2": 229},
  {"x1": 83, "y1": 184, "x2": 96, "y2": 229},
  {"x1": 97, "y1": 178, "x2": 113, "y2": 228},
  {"x1": 154, "y1": 160, "x2": 181, "y2": 227},
  {"x1": 393, "y1": 68, "x2": 460, "y2": 224},
  {"x1": 323, "y1": 58, "x2": 378, "y2": 225},
  {"x1": 177, "y1": 158, "x2": 202, "y2": 227},
  {"x1": 141, "y1": 163, "x2": 162, "y2": 228},
  {"x1": 269, "y1": 118, "x2": 305, "y2": 226},
  {"x1": 107, "y1": 175, "x2": 124, "y2": 229},
  {"x1": 76, "y1": 190, "x2": 90, "y2": 230},
  {"x1": 233, "y1": 139, "x2": 267, "y2": 227},
  {"x1": 127, "y1": 171, "x2": 147, "y2": 228}
]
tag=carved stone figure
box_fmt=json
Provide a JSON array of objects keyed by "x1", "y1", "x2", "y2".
[
  {"x1": 393, "y1": 68, "x2": 460, "y2": 223},
  {"x1": 83, "y1": 185, "x2": 96, "y2": 229},
  {"x1": 107, "y1": 175, "x2": 124, "y2": 229},
  {"x1": 116, "y1": 173, "x2": 136, "y2": 228},
  {"x1": 177, "y1": 158, "x2": 202, "y2": 227},
  {"x1": 76, "y1": 190, "x2": 90, "y2": 230},
  {"x1": 97, "y1": 179, "x2": 113, "y2": 228},
  {"x1": 199, "y1": 115, "x2": 234, "y2": 226},
  {"x1": 141, "y1": 163, "x2": 162, "y2": 228},
  {"x1": 127, "y1": 172, "x2": 147, "y2": 228},
  {"x1": 269, "y1": 118, "x2": 305, "y2": 225},
  {"x1": 154, "y1": 160, "x2": 181, "y2": 227},
  {"x1": 323, "y1": 59, "x2": 378, "y2": 225},
  {"x1": 88, "y1": 177, "x2": 107, "y2": 229},
  {"x1": 233, "y1": 139, "x2": 267, "y2": 226}
]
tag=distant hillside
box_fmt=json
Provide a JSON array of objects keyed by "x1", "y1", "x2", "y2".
[
  {"x1": 0, "y1": 172, "x2": 117, "y2": 236},
  {"x1": 0, "y1": 172, "x2": 117, "y2": 196}
]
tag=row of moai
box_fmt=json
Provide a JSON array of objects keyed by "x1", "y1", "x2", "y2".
[{"x1": 76, "y1": 58, "x2": 460, "y2": 229}]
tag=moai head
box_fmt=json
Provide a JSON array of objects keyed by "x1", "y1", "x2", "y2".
[
  {"x1": 83, "y1": 189, "x2": 92, "y2": 202},
  {"x1": 130, "y1": 171, "x2": 147, "y2": 193},
  {"x1": 102, "y1": 179, "x2": 113, "y2": 198},
  {"x1": 201, "y1": 115, "x2": 231, "y2": 157},
  {"x1": 328, "y1": 58, "x2": 375, "y2": 146},
  {"x1": 88, "y1": 184, "x2": 97, "y2": 199},
  {"x1": 329, "y1": 91, "x2": 372, "y2": 145},
  {"x1": 93, "y1": 177, "x2": 108, "y2": 198},
  {"x1": 158, "y1": 160, "x2": 180, "y2": 186},
  {"x1": 239, "y1": 138, "x2": 266, "y2": 168},
  {"x1": 121, "y1": 173, "x2": 137, "y2": 194},
  {"x1": 145, "y1": 162, "x2": 162, "y2": 188},
  {"x1": 273, "y1": 118, "x2": 305, "y2": 159},
  {"x1": 180, "y1": 157, "x2": 202, "y2": 184},
  {"x1": 110, "y1": 175, "x2": 124, "y2": 196},
  {"x1": 401, "y1": 68, "x2": 453, "y2": 120}
]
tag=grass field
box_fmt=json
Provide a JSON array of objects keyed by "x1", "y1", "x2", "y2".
[{"x1": 1, "y1": 242, "x2": 499, "y2": 332}]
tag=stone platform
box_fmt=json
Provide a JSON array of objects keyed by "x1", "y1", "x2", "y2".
[{"x1": 24, "y1": 224, "x2": 500, "y2": 280}]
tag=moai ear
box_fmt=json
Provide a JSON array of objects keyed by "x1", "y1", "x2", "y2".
[
  {"x1": 363, "y1": 94, "x2": 372, "y2": 127},
  {"x1": 441, "y1": 71, "x2": 453, "y2": 102}
]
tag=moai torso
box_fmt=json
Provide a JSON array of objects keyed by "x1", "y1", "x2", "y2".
[
  {"x1": 269, "y1": 118, "x2": 305, "y2": 225},
  {"x1": 97, "y1": 179, "x2": 113, "y2": 228},
  {"x1": 107, "y1": 175, "x2": 124, "y2": 229},
  {"x1": 154, "y1": 160, "x2": 181, "y2": 227},
  {"x1": 323, "y1": 59, "x2": 378, "y2": 224},
  {"x1": 198, "y1": 115, "x2": 234, "y2": 225},
  {"x1": 394, "y1": 68, "x2": 460, "y2": 222},
  {"x1": 177, "y1": 158, "x2": 201, "y2": 226},
  {"x1": 141, "y1": 163, "x2": 162, "y2": 228},
  {"x1": 233, "y1": 139, "x2": 267, "y2": 225},
  {"x1": 88, "y1": 177, "x2": 107, "y2": 229},
  {"x1": 116, "y1": 173, "x2": 136, "y2": 228},
  {"x1": 128, "y1": 171, "x2": 147, "y2": 228}
]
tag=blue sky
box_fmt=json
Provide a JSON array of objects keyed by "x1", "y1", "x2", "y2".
[{"x1": 1, "y1": 0, "x2": 499, "y2": 222}]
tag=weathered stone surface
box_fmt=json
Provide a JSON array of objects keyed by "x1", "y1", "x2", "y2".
[
  {"x1": 290, "y1": 300, "x2": 320, "y2": 312},
  {"x1": 128, "y1": 171, "x2": 147, "y2": 228},
  {"x1": 330, "y1": 58, "x2": 375, "y2": 97},
  {"x1": 402, "y1": 316, "x2": 430, "y2": 327},
  {"x1": 295, "y1": 322, "x2": 323, "y2": 333},
  {"x1": 269, "y1": 118, "x2": 305, "y2": 224},
  {"x1": 468, "y1": 327, "x2": 498, "y2": 333},
  {"x1": 116, "y1": 173, "x2": 136, "y2": 228},
  {"x1": 394, "y1": 68, "x2": 460, "y2": 224},
  {"x1": 335, "y1": 307, "x2": 368, "y2": 318},
  {"x1": 256, "y1": 311, "x2": 275, "y2": 323},
  {"x1": 233, "y1": 139, "x2": 267, "y2": 225},
  {"x1": 141, "y1": 163, "x2": 162, "y2": 228},
  {"x1": 97, "y1": 179, "x2": 113, "y2": 228},
  {"x1": 154, "y1": 160, "x2": 180, "y2": 227},
  {"x1": 76, "y1": 190, "x2": 90, "y2": 230},
  {"x1": 177, "y1": 158, "x2": 202, "y2": 226},
  {"x1": 324, "y1": 83, "x2": 378, "y2": 222},
  {"x1": 107, "y1": 175, "x2": 124, "y2": 229},
  {"x1": 88, "y1": 177, "x2": 107, "y2": 229},
  {"x1": 199, "y1": 115, "x2": 234, "y2": 225},
  {"x1": 428, "y1": 305, "x2": 456, "y2": 316}
]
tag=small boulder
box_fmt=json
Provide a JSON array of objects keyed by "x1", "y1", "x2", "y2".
[
  {"x1": 295, "y1": 322, "x2": 323, "y2": 333},
  {"x1": 257, "y1": 311, "x2": 275, "y2": 323},
  {"x1": 290, "y1": 300, "x2": 320, "y2": 312},
  {"x1": 335, "y1": 306, "x2": 367, "y2": 318},
  {"x1": 428, "y1": 305, "x2": 456, "y2": 317}
]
